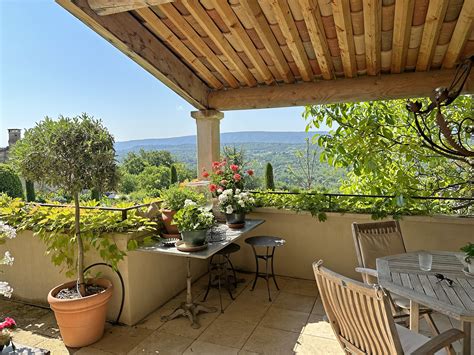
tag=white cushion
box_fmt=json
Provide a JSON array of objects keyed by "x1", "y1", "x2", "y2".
[{"x1": 396, "y1": 324, "x2": 447, "y2": 355}]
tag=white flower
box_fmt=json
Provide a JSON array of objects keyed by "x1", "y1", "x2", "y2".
[
  {"x1": 0, "y1": 223, "x2": 16, "y2": 239},
  {"x1": 238, "y1": 200, "x2": 245, "y2": 207},
  {"x1": 0, "y1": 282, "x2": 13, "y2": 298},
  {"x1": 1, "y1": 252, "x2": 13, "y2": 266},
  {"x1": 218, "y1": 194, "x2": 228, "y2": 203},
  {"x1": 217, "y1": 188, "x2": 223, "y2": 194},
  {"x1": 235, "y1": 189, "x2": 241, "y2": 194},
  {"x1": 226, "y1": 205, "x2": 234, "y2": 214},
  {"x1": 184, "y1": 199, "x2": 197, "y2": 207}
]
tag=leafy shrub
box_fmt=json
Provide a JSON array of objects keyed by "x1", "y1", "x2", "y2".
[
  {"x1": 0, "y1": 194, "x2": 156, "y2": 277},
  {"x1": 0, "y1": 164, "x2": 23, "y2": 199},
  {"x1": 172, "y1": 200, "x2": 214, "y2": 231},
  {"x1": 160, "y1": 184, "x2": 204, "y2": 211}
]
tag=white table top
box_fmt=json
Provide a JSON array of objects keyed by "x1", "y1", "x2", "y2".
[
  {"x1": 377, "y1": 251, "x2": 474, "y2": 322},
  {"x1": 136, "y1": 219, "x2": 265, "y2": 260}
]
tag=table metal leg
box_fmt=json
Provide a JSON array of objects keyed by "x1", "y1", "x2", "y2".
[
  {"x1": 462, "y1": 321, "x2": 471, "y2": 355},
  {"x1": 409, "y1": 301, "x2": 420, "y2": 333},
  {"x1": 161, "y1": 258, "x2": 217, "y2": 328}
]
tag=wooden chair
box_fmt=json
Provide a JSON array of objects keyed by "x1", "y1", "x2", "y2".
[
  {"x1": 351, "y1": 221, "x2": 440, "y2": 337},
  {"x1": 313, "y1": 261, "x2": 464, "y2": 354}
]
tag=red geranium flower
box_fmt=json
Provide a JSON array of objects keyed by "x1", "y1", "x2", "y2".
[
  {"x1": 212, "y1": 161, "x2": 221, "y2": 170},
  {"x1": 202, "y1": 171, "x2": 209, "y2": 178},
  {"x1": 215, "y1": 170, "x2": 223, "y2": 175},
  {"x1": 230, "y1": 164, "x2": 239, "y2": 172},
  {"x1": 0, "y1": 317, "x2": 16, "y2": 330},
  {"x1": 233, "y1": 173, "x2": 242, "y2": 181},
  {"x1": 209, "y1": 184, "x2": 217, "y2": 193},
  {"x1": 246, "y1": 169, "x2": 254, "y2": 176}
]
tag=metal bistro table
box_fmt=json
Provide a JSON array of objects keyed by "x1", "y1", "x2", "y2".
[
  {"x1": 377, "y1": 251, "x2": 474, "y2": 355},
  {"x1": 136, "y1": 219, "x2": 264, "y2": 328}
]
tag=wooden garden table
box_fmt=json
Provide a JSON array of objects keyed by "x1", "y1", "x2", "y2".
[
  {"x1": 136, "y1": 219, "x2": 264, "y2": 328},
  {"x1": 377, "y1": 251, "x2": 474, "y2": 355}
]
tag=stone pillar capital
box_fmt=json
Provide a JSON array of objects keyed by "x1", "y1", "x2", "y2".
[{"x1": 191, "y1": 110, "x2": 224, "y2": 120}]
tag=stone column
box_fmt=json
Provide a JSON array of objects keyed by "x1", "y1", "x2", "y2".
[{"x1": 191, "y1": 110, "x2": 223, "y2": 177}]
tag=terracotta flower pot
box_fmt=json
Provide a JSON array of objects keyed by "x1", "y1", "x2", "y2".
[
  {"x1": 161, "y1": 209, "x2": 179, "y2": 235},
  {"x1": 48, "y1": 278, "x2": 113, "y2": 348}
]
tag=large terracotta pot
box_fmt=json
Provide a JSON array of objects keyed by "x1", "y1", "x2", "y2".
[
  {"x1": 48, "y1": 278, "x2": 113, "y2": 348},
  {"x1": 161, "y1": 209, "x2": 179, "y2": 235}
]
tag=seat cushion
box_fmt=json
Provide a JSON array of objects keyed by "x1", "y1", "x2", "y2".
[
  {"x1": 396, "y1": 324, "x2": 447, "y2": 355},
  {"x1": 392, "y1": 295, "x2": 430, "y2": 311}
]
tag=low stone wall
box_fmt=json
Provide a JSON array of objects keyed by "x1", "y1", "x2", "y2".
[{"x1": 2, "y1": 209, "x2": 472, "y2": 325}]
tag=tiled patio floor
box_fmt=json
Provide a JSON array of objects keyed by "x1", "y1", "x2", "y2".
[{"x1": 4, "y1": 273, "x2": 468, "y2": 354}]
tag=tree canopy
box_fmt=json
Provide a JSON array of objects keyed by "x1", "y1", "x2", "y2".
[{"x1": 303, "y1": 96, "x2": 473, "y2": 202}]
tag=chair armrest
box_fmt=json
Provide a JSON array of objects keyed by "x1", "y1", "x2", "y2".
[
  {"x1": 355, "y1": 267, "x2": 378, "y2": 277},
  {"x1": 412, "y1": 329, "x2": 464, "y2": 355}
]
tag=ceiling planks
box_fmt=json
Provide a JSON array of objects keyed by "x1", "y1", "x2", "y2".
[
  {"x1": 88, "y1": 0, "x2": 174, "y2": 16},
  {"x1": 443, "y1": 0, "x2": 474, "y2": 69},
  {"x1": 269, "y1": 0, "x2": 313, "y2": 81},
  {"x1": 416, "y1": 0, "x2": 449, "y2": 71},
  {"x1": 181, "y1": 0, "x2": 258, "y2": 87},
  {"x1": 391, "y1": 0, "x2": 415, "y2": 73},
  {"x1": 363, "y1": 0, "x2": 382, "y2": 75},
  {"x1": 332, "y1": 0, "x2": 358, "y2": 77},
  {"x1": 298, "y1": 0, "x2": 334, "y2": 80}
]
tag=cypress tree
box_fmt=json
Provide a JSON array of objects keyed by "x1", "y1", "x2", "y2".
[
  {"x1": 25, "y1": 180, "x2": 36, "y2": 202},
  {"x1": 170, "y1": 165, "x2": 178, "y2": 184},
  {"x1": 91, "y1": 188, "x2": 101, "y2": 201},
  {"x1": 265, "y1": 163, "x2": 275, "y2": 190}
]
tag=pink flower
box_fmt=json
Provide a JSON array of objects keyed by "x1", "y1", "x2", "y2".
[
  {"x1": 220, "y1": 179, "x2": 228, "y2": 186},
  {"x1": 233, "y1": 173, "x2": 242, "y2": 181},
  {"x1": 215, "y1": 170, "x2": 223, "y2": 175},
  {"x1": 212, "y1": 161, "x2": 221, "y2": 170},
  {"x1": 0, "y1": 317, "x2": 16, "y2": 330},
  {"x1": 230, "y1": 164, "x2": 239, "y2": 172},
  {"x1": 246, "y1": 169, "x2": 254, "y2": 176},
  {"x1": 202, "y1": 171, "x2": 209, "y2": 178},
  {"x1": 209, "y1": 184, "x2": 217, "y2": 193}
]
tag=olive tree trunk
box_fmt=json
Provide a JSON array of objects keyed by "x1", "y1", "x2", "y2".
[{"x1": 74, "y1": 192, "x2": 86, "y2": 296}]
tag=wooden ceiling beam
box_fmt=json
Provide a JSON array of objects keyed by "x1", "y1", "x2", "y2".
[
  {"x1": 181, "y1": 0, "x2": 257, "y2": 87},
  {"x1": 269, "y1": 0, "x2": 313, "y2": 81},
  {"x1": 158, "y1": 3, "x2": 239, "y2": 89},
  {"x1": 135, "y1": 7, "x2": 223, "y2": 89},
  {"x1": 298, "y1": 0, "x2": 334, "y2": 80},
  {"x1": 210, "y1": 0, "x2": 274, "y2": 85},
  {"x1": 391, "y1": 0, "x2": 415, "y2": 73},
  {"x1": 443, "y1": 0, "x2": 474, "y2": 69},
  {"x1": 416, "y1": 0, "x2": 449, "y2": 71},
  {"x1": 239, "y1": 0, "x2": 294, "y2": 83},
  {"x1": 208, "y1": 69, "x2": 472, "y2": 111},
  {"x1": 88, "y1": 0, "x2": 174, "y2": 16},
  {"x1": 57, "y1": 0, "x2": 209, "y2": 109},
  {"x1": 332, "y1": 0, "x2": 357, "y2": 78},
  {"x1": 363, "y1": 0, "x2": 381, "y2": 76}
]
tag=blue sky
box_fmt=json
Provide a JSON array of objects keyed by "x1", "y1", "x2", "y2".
[{"x1": 0, "y1": 1, "x2": 322, "y2": 147}]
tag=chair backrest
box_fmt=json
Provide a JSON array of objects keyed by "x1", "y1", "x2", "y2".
[
  {"x1": 313, "y1": 261, "x2": 403, "y2": 354},
  {"x1": 352, "y1": 221, "x2": 406, "y2": 284}
]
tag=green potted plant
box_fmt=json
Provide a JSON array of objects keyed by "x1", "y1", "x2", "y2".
[
  {"x1": 460, "y1": 242, "x2": 474, "y2": 273},
  {"x1": 11, "y1": 114, "x2": 118, "y2": 347},
  {"x1": 160, "y1": 184, "x2": 203, "y2": 237},
  {"x1": 172, "y1": 200, "x2": 214, "y2": 247}
]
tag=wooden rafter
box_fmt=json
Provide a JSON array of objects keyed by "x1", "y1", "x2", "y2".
[
  {"x1": 443, "y1": 0, "x2": 474, "y2": 69},
  {"x1": 210, "y1": 0, "x2": 274, "y2": 85},
  {"x1": 332, "y1": 0, "x2": 357, "y2": 77},
  {"x1": 363, "y1": 0, "x2": 381, "y2": 76},
  {"x1": 135, "y1": 7, "x2": 223, "y2": 89},
  {"x1": 269, "y1": 0, "x2": 313, "y2": 81},
  {"x1": 208, "y1": 69, "x2": 473, "y2": 111},
  {"x1": 57, "y1": 0, "x2": 209, "y2": 108},
  {"x1": 416, "y1": 0, "x2": 449, "y2": 71},
  {"x1": 181, "y1": 0, "x2": 257, "y2": 87},
  {"x1": 88, "y1": 0, "x2": 174, "y2": 16},
  {"x1": 158, "y1": 3, "x2": 239, "y2": 88},
  {"x1": 239, "y1": 0, "x2": 294, "y2": 83},
  {"x1": 391, "y1": 0, "x2": 415, "y2": 73},
  {"x1": 298, "y1": 0, "x2": 334, "y2": 80}
]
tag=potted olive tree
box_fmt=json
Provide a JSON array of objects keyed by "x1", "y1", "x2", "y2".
[{"x1": 11, "y1": 114, "x2": 117, "y2": 347}]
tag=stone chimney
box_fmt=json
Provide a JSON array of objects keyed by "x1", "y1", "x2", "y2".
[{"x1": 8, "y1": 129, "x2": 21, "y2": 146}]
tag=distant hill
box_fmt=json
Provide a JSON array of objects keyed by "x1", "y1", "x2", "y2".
[{"x1": 115, "y1": 131, "x2": 327, "y2": 152}]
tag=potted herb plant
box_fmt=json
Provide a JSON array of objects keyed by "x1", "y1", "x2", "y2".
[
  {"x1": 172, "y1": 200, "x2": 214, "y2": 247},
  {"x1": 160, "y1": 184, "x2": 204, "y2": 237},
  {"x1": 11, "y1": 115, "x2": 118, "y2": 347},
  {"x1": 461, "y1": 242, "x2": 474, "y2": 273}
]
